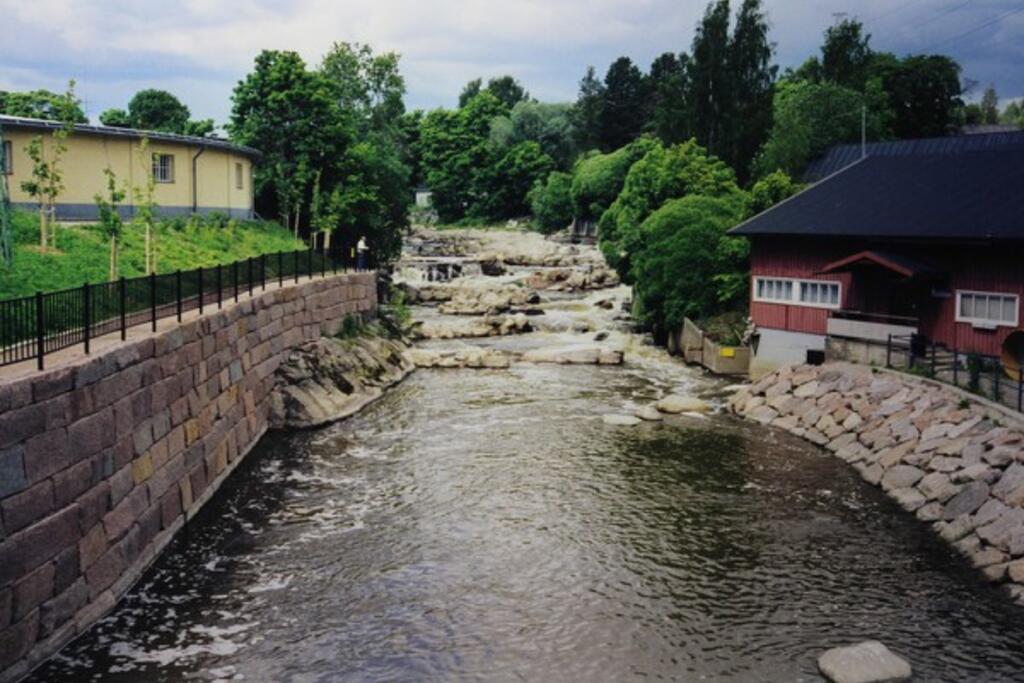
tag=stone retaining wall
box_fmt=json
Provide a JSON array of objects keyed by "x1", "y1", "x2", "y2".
[
  {"x1": 730, "y1": 362, "x2": 1024, "y2": 606},
  {"x1": 0, "y1": 272, "x2": 376, "y2": 682}
]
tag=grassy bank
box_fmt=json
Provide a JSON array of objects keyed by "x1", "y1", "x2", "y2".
[{"x1": 0, "y1": 210, "x2": 304, "y2": 299}]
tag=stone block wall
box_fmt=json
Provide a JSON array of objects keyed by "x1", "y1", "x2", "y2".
[
  {"x1": 0, "y1": 272, "x2": 376, "y2": 682},
  {"x1": 730, "y1": 361, "x2": 1024, "y2": 607}
]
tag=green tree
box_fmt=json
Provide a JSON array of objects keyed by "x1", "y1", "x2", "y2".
[
  {"x1": 570, "y1": 66, "x2": 605, "y2": 151},
  {"x1": 688, "y1": 0, "x2": 732, "y2": 156},
  {"x1": 821, "y1": 18, "x2": 873, "y2": 89},
  {"x1": 868, "y1": 54, "x2": 961, "y2": 138},
  {"x1": 754, "y1": 78, "x2": 891, "y2": 178},
  {"x1": 0, "y1": 89, "x2": 86, "y2": 122},
  {"x1": 1001, "y1": 100, "x2": 1024, "y2": 127},
  {"x1": 649, "y1": 52, "x2": 691, "y2": 144},
  {"x1": 130, "y1": 138, "x2": 159, "y2": 273},
  {"x1": 20, "y1": 82, "x2": 77, "y2": 251},
  {"x1": 490, "y1": 101, "x2": 578, "y2": 169},
  {"x1": 485, "y1": 76, "x2": 530, "y2": 109},
  {"x1": 598, "y1": 139, "x2": 743, "y2": 280},
  {"x1": 94, "y1": 167, "x2": 127, "y2": 281},
  {"x1": 477, "y1": 140, "x2": 553, "y2": 219},
  {"x1": 631, "y1": 193, "x2": 749, "y2": 330},
  {"x1": 980, "y1": 85, "x2": 999, "y2": 125},
  {"x1": 726, "y1": 0, "x2": 776, "y2": 183},
  {"x1": 528, "y1": 171, "x2": 574, "y2": 233},
  {"x1": 569, "y1": 136, "x2": 658, "y2": 222},
  {"x1": 749, "y1": 170, "x2": 800, "y2": 214},
  {"x1": 182, "y1": 119, "x2": 216, "y2": 137},
  {"x1": 458, "y1": 78, "x2": 483, "y2": 108},
  {"x1": 230, "y1": 50, "x2": 350, "y2": 234},
  {"x1": 320, "y1": 42, "x2": 406, "y2": 132},
  {"x1": 599, "y1": 57, "x2": 648, "y2": 151},
  {"x1": 127, "y1": 89, "x2": 191, "y2": 133},
  {"x1": 99, "y1": 108, "x2": 132, "y2": 127}
]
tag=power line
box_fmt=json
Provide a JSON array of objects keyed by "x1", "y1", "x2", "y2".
[{"x1": 916, "y1": 4, "x2": 1024, "y2": 52}]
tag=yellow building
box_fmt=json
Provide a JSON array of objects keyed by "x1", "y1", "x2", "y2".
[{"x1": 0, "y1": 114, "x2": 258, "y2": 220}]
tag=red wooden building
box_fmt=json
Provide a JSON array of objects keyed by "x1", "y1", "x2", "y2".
[{"x1": 730, "y1": 136, "x2": 1024, "y2": 377}]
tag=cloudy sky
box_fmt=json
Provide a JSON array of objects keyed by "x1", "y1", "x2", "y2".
[{"x1": 2, "y1": 0, "x2": 1022, "y2": 126}]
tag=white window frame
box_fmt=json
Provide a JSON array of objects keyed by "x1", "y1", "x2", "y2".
[
  {"x1": 753, "y1": 276, "x2": 841, "y2": 310},
  {"x1": 152, "y1": 153, "x2": 175, "y2": 183},
  {"x1": 955, "y1": 290, "x2": 1019, "y2": 328},
  {"x1": 234, "y1": 162, "x2": 243, "y2": 190},
  {"x1": 1, "y1": 140, "x2": 11, "y2": 175}
]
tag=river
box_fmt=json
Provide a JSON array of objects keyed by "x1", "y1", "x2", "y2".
[{"x1": 27, "y1": 230, "x2": 1024, "y2": 682}]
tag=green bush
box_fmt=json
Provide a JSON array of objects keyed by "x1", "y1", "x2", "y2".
[
  {"x1": 528, "y1": 171, "x2": 573, "y2": 234},
  {"x1": 569, "y1": 137, "x2": 657, "y2": 222},
  {"x1": 631, "y1": 194, "x2": 749, "y2": 331}
]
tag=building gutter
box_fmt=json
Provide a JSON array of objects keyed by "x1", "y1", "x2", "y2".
[{"x1": 191, "y1": 144, "x2": 206, "y2": 214}]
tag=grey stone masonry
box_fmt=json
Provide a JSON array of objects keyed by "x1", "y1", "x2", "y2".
[
  {"x1": 730, "y1": 361, "x2": 1024, "y2": 610},
  {"x1": 0, "y1": 272, "x2": 376, "y2": 683}
]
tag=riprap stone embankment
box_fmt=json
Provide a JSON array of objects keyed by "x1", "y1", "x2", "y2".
[{"x1": 730, "y1": 362, "x2": 1024, "y2": 604}]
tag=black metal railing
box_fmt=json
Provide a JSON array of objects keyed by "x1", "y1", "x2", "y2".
[
  {"x1": 0, "y1": 247, "x2": 363, "y2": 371},
  {"x1": 886, "y1": 333, "x2": 1024, "y2": 413}
]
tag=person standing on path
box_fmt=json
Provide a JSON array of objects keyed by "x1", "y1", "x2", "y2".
[{"x1": 357, "y1": 235, "x2": 368, "y2": 270}]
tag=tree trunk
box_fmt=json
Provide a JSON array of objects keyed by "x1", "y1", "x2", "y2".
[
  {"x1": 39, "y1": 205, "x2": 47, "y2": 252},
  {"x1": 109, "y1": 237, "x2": 118, "y2": 281},
  {"x1": 324, "y1": 230, "x2": 331, "y2": 254}
]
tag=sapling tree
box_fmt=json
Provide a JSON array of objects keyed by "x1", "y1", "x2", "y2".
[
  {"x1": 94, "y1": 167, "x2": 127, "y2": 281},
  {"x1": 20, "y1": 81, "x2": 77, "y2": 252},
  {"x1": 131, "y1": 138, "x2": 159, "y2": 273}
]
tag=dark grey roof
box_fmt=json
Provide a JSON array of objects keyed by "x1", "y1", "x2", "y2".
[
  {"x1": 0, "y1": 114, "x2": 260, "y2": 158},
  {"x1": 802, "y1": 131, "x2": 1024, "y2": 183},
  {"x1": 731, "y1": 149, "x2": 1024, "y2": 240}
]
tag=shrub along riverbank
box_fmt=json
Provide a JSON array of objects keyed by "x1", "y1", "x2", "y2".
[{"x1": 0, "y1": 210, "x2": 304, "y2": 299}]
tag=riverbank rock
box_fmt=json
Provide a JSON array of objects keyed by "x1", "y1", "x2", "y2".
[
  {"x1": 636, "y1": 405, "x2": 664, "y2": 421},
  {"x1": 525, "y1": 266, "x2": 620, "y2": 292},
  {"x1": 602, "y1": 414, "x2": 642, "y2": 427},
  {"x1": 478, "y1": 255, "x2": 507, "y2": 276},
  {"x1": 656, "y1": 395, "x2": 711, "y2": 414},
  {"x1": 818, "y1": 641, "x2": 912, "y2": 683},
  {"x1": 438, "y1": 287, "x2": 541, "y2": 316},
  {"x1": 413, "y1": 314, "x2": 532, "y2": 340},
  {"x1": 270, "y1": 333, "x2": 414, "y2": 429},
  {"x1": 409, "y1": 346, "x2": 511, "y2": 369},
  {"x1": 522, "y1": 345, "x2": 623, "y2": 365},
  {"x1": 731, "y1": 361, "x2": 1024, "y2": 605}
]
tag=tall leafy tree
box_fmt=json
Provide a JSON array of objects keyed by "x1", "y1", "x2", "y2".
[
  {"x1": 869, "y1": 54, "x2": 962, "y2": 138},
  {"x1": 489, "y1": 101, "x2": 578, "y2": 170},
  {"x1": 320, "y1": 42, "x2": 406, "y2": 133},
  {"x1": 726, "y1": 0, "x2": 776, "y2": 183},
  {"x1": 688, "y1": 0, "x2": 732, "y2": 157},
  {"x1": 485, "y1": 76, "x2": 530, "y2": 109},
  {"x1": 230, "y1": 50, "x2": 349, "y2": 234},
  {"x1": 127, "y1": 89, "x2": 191, "y2": 133},
  {"x1": 570, "y1": 66, "x2": 605, "y2": 151},
  {"x1": 599, "y1": 57, "x2": 648, "y2": 151},
  {"x1": 980, "y1": 85, "x2": 999, "y2": 125},
  {"x1": 99, "y1": 108, "x2": 132, "y2": 127},
  {"x1": 648, "y1": 52, "x2": 692, "y2": 144},
  {"x1": 821, "y1": 19, "x2": 873, "y2": 89},
  {"x1": 458, "y1": 78, "x2": 483, "y2": 108}
]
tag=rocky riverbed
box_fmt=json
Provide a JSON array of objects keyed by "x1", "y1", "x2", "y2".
[{"x1": 731, "y1": 361, "x2": 1024, "y2": 606}]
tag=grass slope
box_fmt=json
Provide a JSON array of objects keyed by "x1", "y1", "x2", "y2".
[{"x1": 0, "y1": 210, "x2": 304, "y2": 299}]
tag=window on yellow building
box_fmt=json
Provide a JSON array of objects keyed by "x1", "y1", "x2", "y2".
[
  {"x1": 1, "y1": 141, "x2": 11, "y2": 175},
  {"x1": 235, "y1": 162, "x2": 243, "y2": 189},
  {"x1": 152, "y1": 153, "x2": 175, "y2": 183}
]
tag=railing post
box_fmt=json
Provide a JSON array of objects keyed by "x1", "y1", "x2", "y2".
[
  {"x1": 35, "y1": 291, "x2": 45, "y2": 371},
  {"x1": 176, "y1": 270, "x2": 183, "y2": 322},
  {"x1": 261, "y1": 253, "x2": 267, "y2": 291},
  {"x1": 119, "y1": 276, "x2": 127, "y2": 341},
  {"x1": 886, "y1": 334, "x2": 892, "y2": 368},
  {"x1": 248, "y1": 257, "x2": 254, "y2": 297},
  {"x1": 82, "y1": 282, "x2": 91, "y2": 355},
  {"x1": 278, "y1": 251, "x2": 284, "y2": 288},
  {"x1": 294, "y1": 250, "x2": 299, "y2": 284},
  {"x1": 308, "y1": 246, "x2": 313, "y2": 281},
  {"x1": 216, "y1": 264, "x2": 223, "y2": 310},
  {"x1": 198, "y1": 266, "x2": 204, "y2": 314},
  {"x1": 150, "y1": 272, "x2": 157, "y2": 332},
  {"x1": 233, "y1": 261, "x2": 239, "y2": 302}
]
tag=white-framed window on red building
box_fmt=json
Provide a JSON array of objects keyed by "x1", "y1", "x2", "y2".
[
  {"x1": 754, "y1": 276, "x2": 840, "y2": 309},
  {"x1": 956, "y1": 290, "x2": 1019, "y2": 328}
]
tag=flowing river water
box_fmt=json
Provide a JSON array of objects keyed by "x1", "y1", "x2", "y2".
[{"x1": 27, "y1": 231, "x2": 1024, "y2": 682}]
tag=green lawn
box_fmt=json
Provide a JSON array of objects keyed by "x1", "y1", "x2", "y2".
[{"x1": 0, "y1": 210, "x2": 305, "y2": 299}]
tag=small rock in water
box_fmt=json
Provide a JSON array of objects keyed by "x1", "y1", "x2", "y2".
[
  {"x1": 602, "y1": 414, "x2": 642, "y2": 427},
  {"x1": 593, "y1": 330, "x2": 610, "y2": 342},
  {"x1": 818, "y1": 641, "x2": 912, "y2": 683},
  {"x1": 635, "y1": 405, "x2": 664, "y2": 421},
  {"x1": 656, "y1": 394, "x2": 710, "y2": 414}
]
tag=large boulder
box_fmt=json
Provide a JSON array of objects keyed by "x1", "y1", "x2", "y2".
[
  {"x1": 818, "y1": 641, "x2": 912, "y2": 683},
  {"x1": 522, "y1": 345, "x2": 623, "y2": 365},
  {"x1": 656, "y1": 395, "x2": 711, "y2": 414}
]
